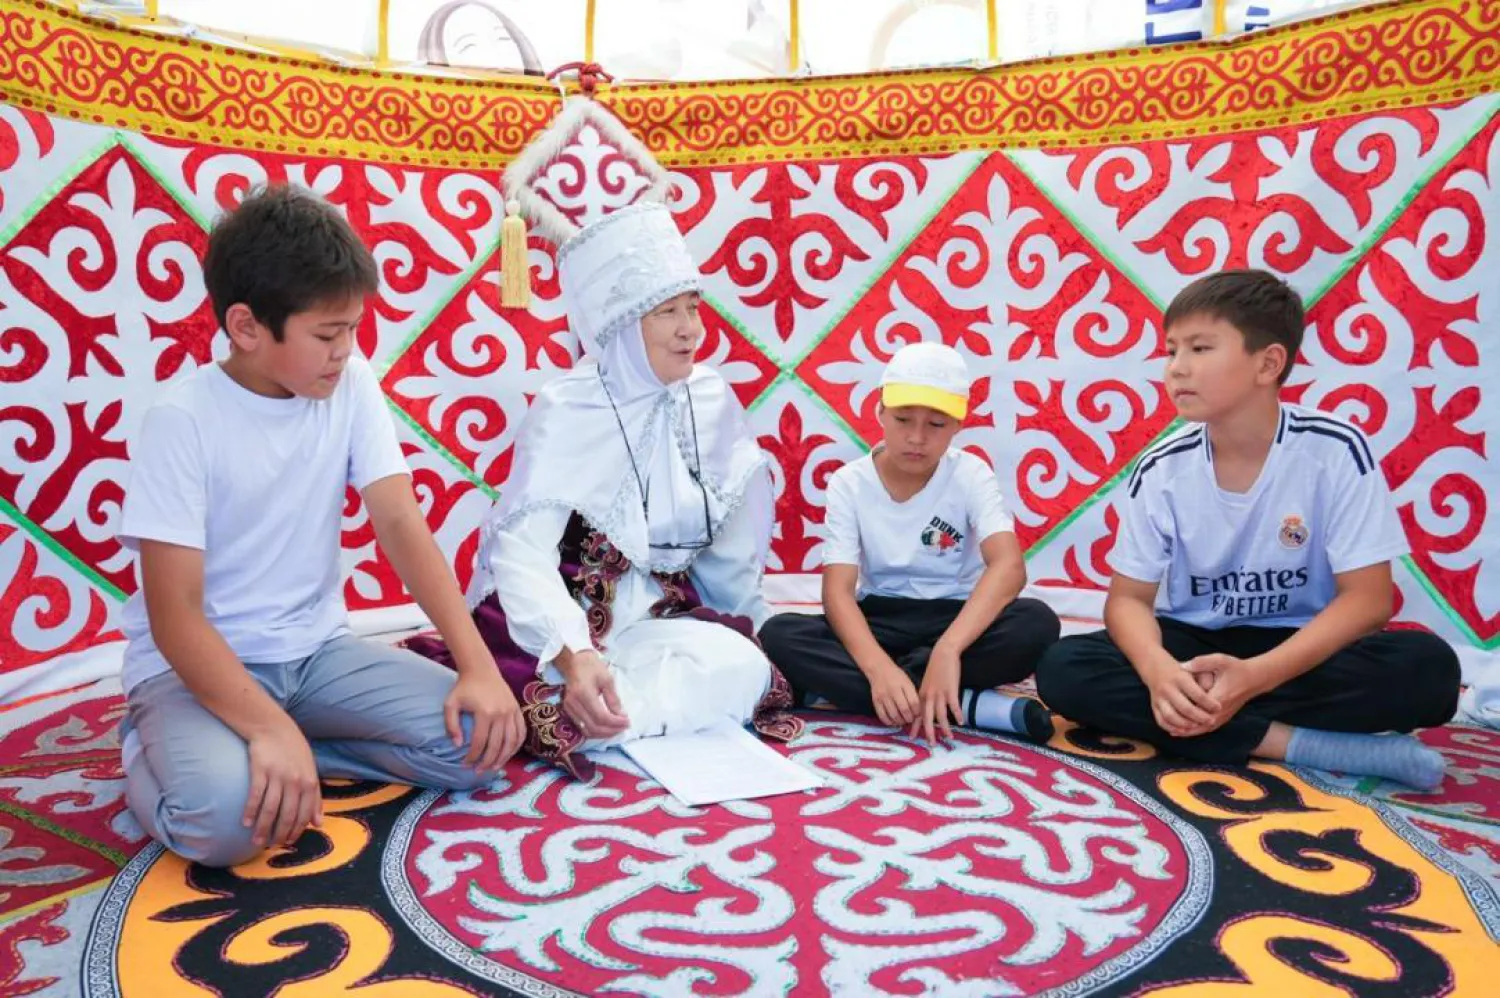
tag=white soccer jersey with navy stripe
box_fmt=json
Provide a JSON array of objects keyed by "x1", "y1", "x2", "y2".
[{"x1": 1111, "y1": 403, "x2": 1408, "y2": 630}]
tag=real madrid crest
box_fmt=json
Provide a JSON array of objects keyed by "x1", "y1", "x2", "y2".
[{"x1": 1278, "y1": 514, "x2": 1309, "y2": 550}]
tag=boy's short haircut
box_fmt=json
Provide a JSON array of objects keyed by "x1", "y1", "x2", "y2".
[
  {"x1": 1163, "y1": 269, "x2": 1306, "y2": 384},
  {"x1": 202, "y1": 184, "x2": 378, "y2": 340}
]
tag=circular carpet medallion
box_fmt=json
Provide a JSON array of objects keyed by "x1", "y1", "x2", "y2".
[
  {"x1": 382, "y1": 718, "x2": 1212, "y2": 997},
  {"x1": 78, "y1": 717, "x2": 1500, "y2": 997}
]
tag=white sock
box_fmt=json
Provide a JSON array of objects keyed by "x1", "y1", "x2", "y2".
[{"x1": 958, "y1": 689, "x2": 1053, "y2": 742}]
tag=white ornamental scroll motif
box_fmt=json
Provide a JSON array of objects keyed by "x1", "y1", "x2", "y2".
[{"x1": 384, "y1": 720, "x2": 1211, "y2": 997}]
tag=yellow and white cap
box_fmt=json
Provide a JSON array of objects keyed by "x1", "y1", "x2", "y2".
[{"x1": 879, "y1": 342, "x2": 971, "y2": 420}]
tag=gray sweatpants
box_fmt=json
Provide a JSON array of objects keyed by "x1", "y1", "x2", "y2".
[{"x1": 122, "y1": 634, "x2": 489, "y2": 868}]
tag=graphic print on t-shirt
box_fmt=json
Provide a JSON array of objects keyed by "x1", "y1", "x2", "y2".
[
  {"x1": 1189, "y1": 507, "x2": 1317, "y2": 619},
  {"x1": 1190, "y1": 564, "x2": 1312, "y2": 620},
  {"x1": 920, "y1": 515, "x2": 963, "y2": 555},
  {"x1": 1111, "y1": 405, "x2": 1408, "y2": 631},
  {"x1": 1279, "y1": 513, "x2": 1309, "y2": 550},
  {"x1": 822, "y1": 448, "x2": 1015, "y2": 601}
]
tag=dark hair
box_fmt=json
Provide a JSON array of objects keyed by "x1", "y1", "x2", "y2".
[
  {"x1": 202, "y1": 184, "x2": 377, "y2": 341},
  {"x1": 1163, "y1": 269, "x2": 1306, "y2": 383}
]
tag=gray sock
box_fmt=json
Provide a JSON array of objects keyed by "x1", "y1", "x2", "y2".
[{"x1": 1284, "y1": 728, "x2": 1445, "y2": 791}]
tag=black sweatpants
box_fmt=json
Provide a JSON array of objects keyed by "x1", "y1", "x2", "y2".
[
  {"x1": 758, "y1": 595, "x2": 1061, "y2": 715},
  {"x1": 1034, "y1": 617, "x2": 1462, "y2": 764}
]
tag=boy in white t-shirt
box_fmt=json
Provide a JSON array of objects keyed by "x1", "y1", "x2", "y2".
[
  {"x1": 760, "y1": 344, "x2": 1059, "y2": 743},
  {"x1": 117, "y1": 186, "x2": 525, "y2": 867},
  {"x1": 1036, "y1": 270, "x2": 1460, "y2": 789}
]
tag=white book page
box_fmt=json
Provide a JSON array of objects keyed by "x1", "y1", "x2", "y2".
[{"x1": 622, "y1": 723, "x2": 821, "y2": 807}]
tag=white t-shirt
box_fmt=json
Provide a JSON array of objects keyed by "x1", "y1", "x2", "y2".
[
  {"x1": 822, "y1": 447, "x2": 1015, "y2": 600},
  {"x1": 1111, "y1": 403, "x2": 1408, "y2": 630},
  {"x1": 117, "y1": 356, "x2": 408, "y2": 693}
]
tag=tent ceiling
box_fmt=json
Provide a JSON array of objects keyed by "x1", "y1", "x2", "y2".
[{"x1": 67, "y1": 0, "x2": 1381, "y2": 81}]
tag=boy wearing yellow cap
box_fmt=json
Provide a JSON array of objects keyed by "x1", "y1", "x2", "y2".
[{"x1": 760, "y1": 343, "x2": 1059, "y2": 743}]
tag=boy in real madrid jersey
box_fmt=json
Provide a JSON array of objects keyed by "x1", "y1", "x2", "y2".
[
  {"x1": 761, "y1": 343, "x2": 1060, "y2": 744},
  {"x1": 1037, "y1": 270, "x2": 1460, "y2": 789}
]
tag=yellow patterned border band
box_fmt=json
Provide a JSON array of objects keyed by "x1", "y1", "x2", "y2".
[{"x1": 1, "y1": 0, "x2": 1497, "y2": 169}]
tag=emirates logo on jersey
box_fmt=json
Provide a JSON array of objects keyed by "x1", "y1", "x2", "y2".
[
  {"x1": 1278, "y1": 514, "x2": 1309, "y2": 550},
  {"x1": 921, "y1": 516, "x2": 963, "y2": 555}
]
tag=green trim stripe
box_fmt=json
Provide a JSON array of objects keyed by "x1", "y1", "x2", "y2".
[
  {"x1": 1004, "y1": 151, "x2": 1169, "y2": 313},
  {"x1": 0, "y1": 134, "x2": 121, "y2": 252},
  {"x1": 1400, "y1": 554, "x2": 1497, "y2": 650},
  {"x1": 1383, "y1": 798, "x2": 1500, "y2": 828},
  {"x1": 744, "y1": 153, "x2": 988, "y2": 450},
  {"x1": 0, "y1": 497, "x2": 127, "y2": 603},
  {"x1": 1019, "y1": 418, "x2": 1186, "y2": 560},
  {"x1": 784, "y1": 153, "x2": 989, "y2": 377},
  {"x1": 0, "y1": 876, "x2": 113, "y2": 928},
  {"x1": 0, "y1": 754, "x2": 116, "y2": 777},
  {"x1": 0, "y1": 134, "x2": 136, "y2": 606},
  {"x1": 387, "y1": 400, "x2": 499, "y2": 501},
  {"x1": 1303, "y1": 98, "x2": 1500, "y2": 309},
  {"x1": 746, "y1": 370, "x2": 791, "y2": 414},
  {"x1": 0, "y1": 799, "x2": 129, "y2": 867},
  {"x1": 17, "y1": 114, "x2": 1481, "y2": 648},
  {"x1": 1004, "y1": 104, "x2": 1500, "y2": 651},
  {"x1": 702, "y1": 289, "x2": 786, "y2": 377},
  {"x1": 375, "y1": 236, "x2": 502, "y2": 380},
  {"x1": 115, "y1": 131, "x2": 216, "y2": 231}
]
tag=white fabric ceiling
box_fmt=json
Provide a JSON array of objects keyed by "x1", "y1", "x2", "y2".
[{"x1": 71, "y1": 0, "x2": 1381, "y2": 80}]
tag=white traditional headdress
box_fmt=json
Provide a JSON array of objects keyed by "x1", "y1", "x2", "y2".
[
  {"x1": 555, "y1": 202, "x2": 700, "y2": 358},
  {"x1": 496, "y1": 91, "x2": 705, "y2": 358},
  {"x1": 471, "y1": 93, "x2": 771, "y2": 583},
  {"x1": 498, "y1": 95, "x2": 684, "y2": 323}
]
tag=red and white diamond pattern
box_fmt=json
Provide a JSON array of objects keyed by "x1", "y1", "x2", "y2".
[
  {"x1": 2, "y1": 99, "x2": 1498, "y2": 685},
  {"x1": 1009, "y1": 98, "x2": 1500, "y2": 305},
  {"x1": 673, "y1": 153, "x2": 987, "y2": 364},
  {"x1": 795, "y1": 155, "x2": 1174, "y2": 551}
]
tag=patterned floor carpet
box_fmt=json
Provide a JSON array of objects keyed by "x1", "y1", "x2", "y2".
[{"x1": 1, "y1": 682, "x2": 1496, "y2": 997}]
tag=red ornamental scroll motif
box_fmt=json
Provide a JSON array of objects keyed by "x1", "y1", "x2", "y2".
[
  {"x1": 1059, "y1": 113, "x2": 1452, "y2": 278},
  {"x1": 0, "y1": 95, "x2": 1497, "y2": 656},
  {"x1": 380, "y1": 241, "x2": 574, "y2": 491},
  {"x1": 796, "y1": 153, "x2": 1175, "y2": 550},
  {"x1": 393, "y1": 721, "x2": 1208, "y2": 997},
  {"x1": 758, "y1": 401, "x2": 848, "y2": 574},
  {"x1": 0, "y1": 145, "x2": 216, "y2": 600},
  {"x1": 168, "y1": 145, "x2": 502, "y2": 362},
  {"x1": 678, "y1": 160, "x2": 932, "y2": 343},
  {"x1": 0, "y1": 109, "x2": 53, "y2": 214},
  {"x1": 0, "y1": 524, "x2": 118, "y2": 674},
  {"x1": 1298, "y1": 112, "x2": 1500, "y2": 641}
]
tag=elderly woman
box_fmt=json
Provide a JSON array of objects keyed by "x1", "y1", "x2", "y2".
[{"x1": 410, "y1": 203, "x2": 798, "y2": 778}]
